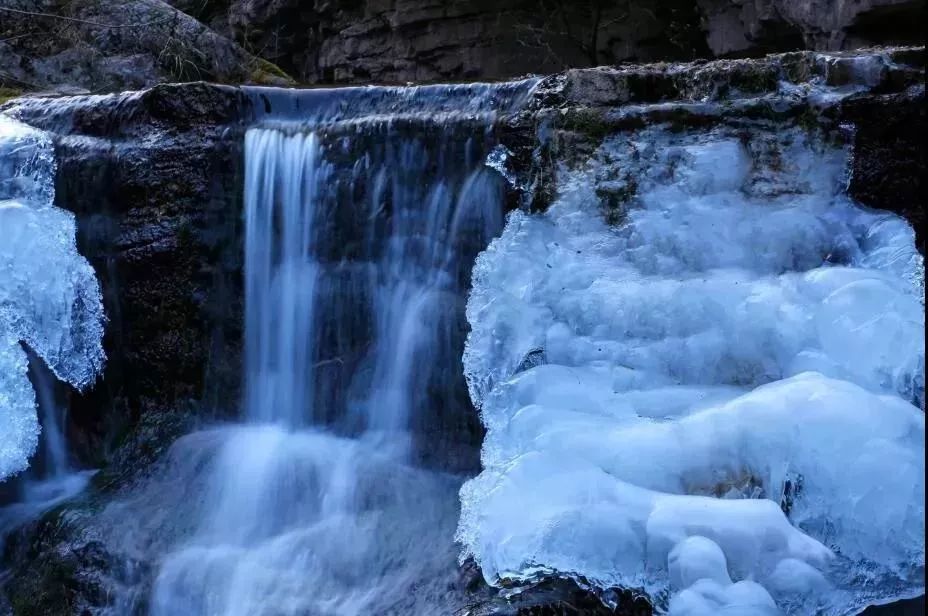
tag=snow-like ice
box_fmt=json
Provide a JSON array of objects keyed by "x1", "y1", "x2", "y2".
[
  {"x1": 458, "y1": 125, "x2": 925, "y2": 614},
  {"x1": 0, "y1": 116, "x2": 105, "y2": 481}
]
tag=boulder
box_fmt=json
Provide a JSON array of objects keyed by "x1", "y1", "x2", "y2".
[{"x1": 0, "y1": 0, "x2": 291, "y2": 93}]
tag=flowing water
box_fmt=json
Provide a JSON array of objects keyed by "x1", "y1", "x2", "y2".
[
  {"x1": 0, "y1": 356, "x2": 93, "y2": 556},
  {"x1": 148, "y1": 82, "x2": 536, "y2": 616}
]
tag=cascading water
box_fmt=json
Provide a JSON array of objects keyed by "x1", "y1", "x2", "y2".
[{"x1": 149, "y1": 82, "x2": 534, "y2": 615}]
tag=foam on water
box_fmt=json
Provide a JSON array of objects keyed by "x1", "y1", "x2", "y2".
[{"x1": 458, "y1": 125, "x2": 925, "y2": 614}]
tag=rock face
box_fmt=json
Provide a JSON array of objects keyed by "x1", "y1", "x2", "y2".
[
  {"x1": 3, "y1": 0, "x2": 924, "y2": 94},
  {"x1": 0, "y1": 47, "x2": 924, "y2": 614},
  {"x1": 0, "y1": 83, "x2": 249, "y2": 466},
  {"x1": 842, "y1": 87, "x2": 925, "y2": 250},
  {"x1": 225, "y1": 0, "x2": 925, "y2": 84},
  {"x1": 697, "y1": 0, "x2": 925, "y2": 56},
  {"x1": 226, "y1": 0, "x2": 710, "y2": 83},
  {"x1": 0, "y1": 83, "x2": 250, "y2": 614}
]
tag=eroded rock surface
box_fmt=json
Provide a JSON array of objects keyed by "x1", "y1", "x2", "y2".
[{"x1": 1, "y1": 83, "x2": 249, "y2": 467}]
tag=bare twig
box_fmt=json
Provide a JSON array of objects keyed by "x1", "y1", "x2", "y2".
[
  {"x1": 0, "y1": 5, "x2": 172, "y2": 29},
  {"x1": 0, "y1": 31, "x2": 37, "y2": 43}
]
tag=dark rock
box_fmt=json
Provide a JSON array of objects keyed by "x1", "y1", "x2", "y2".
[
  {"x1": 227, "y1": 0, "x2": 709, "y2": 85},
  {"x1": 862, "y1": 596, "x2": 927, "y2": 616},
  {"x1": 226, "y1": 0, "x2": 926, "y2": 86},
  {"x1": 697, "y1": 0, "x2": 925, "y2": 57},
  {"x1": 841, "y1": 89, "x2": 925, "y2": 253},
  {"x1": 4, "y1": 0, "x2": 926, "y2": 93},
  {"x1": 465, "y1": 576, "x2": 653, "y2": 616},
  {"x1": 0, "y1": 0, "x2": 291, "y2": 92},
  {"x1": 2, "y1": 82, "x2": 249, "y2": 465}
]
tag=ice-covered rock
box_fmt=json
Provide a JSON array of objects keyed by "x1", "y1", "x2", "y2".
[
  {"x1": 458, "y1": 125, "x2": 925, "y2": 614},
  {"x1": 0, "y1": 116, "x2": 105, "y2": 481}
]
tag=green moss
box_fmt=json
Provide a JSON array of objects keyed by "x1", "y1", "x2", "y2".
[
  {"x1": 9, "y1": 559, "x2": 78, "y2": 616},
  {"x1": 736, "y1": 68, "x2": 777, "y2": 94},
  {"x1": 779, "y1": 53, "x2": 815, "y2": 85},
  {"x1": 559, "y1": 108, "x2": 612, "y2": 140},
  {"x1": 0, "y1": 87, "x2": 23, "y2": 105},
  {"x1": 796, "y1": 107, "x2": 820, "y2": 133},
  {"x1": 175, "y1": 219, "x2": 195, "y2": 247},
  {"x1": 249, "y1": 58, "x2": 295, "y2": 85}
]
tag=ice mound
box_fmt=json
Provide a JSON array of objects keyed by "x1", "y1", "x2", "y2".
[
  {"x1": 0, "y1": 116, "x2": 105, "y2": 481},
  {"x1": 458, "y1": 126, "x2": 925, "y2": 614}
]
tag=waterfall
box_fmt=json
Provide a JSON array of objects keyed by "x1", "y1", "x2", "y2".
[
  {"x1": 1, "y1": 49, "x2": 924, "y2": 616},
  {"x1": 242, "y1": 129, "x2": 326, "y2": 428},
  {"x1": 28, "y1": 355, "x2": 73, "y2": 479},
  {"x1": 149, "y1": 81, "x2": 534, "y2": 616}
]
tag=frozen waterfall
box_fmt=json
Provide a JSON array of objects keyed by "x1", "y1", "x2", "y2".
[
  {"x1": 458, "y1": 125, "x2": 925, "y2": 615},
  {"x1": 0, "y1": 115, "x2": 105, "y2": 483}
]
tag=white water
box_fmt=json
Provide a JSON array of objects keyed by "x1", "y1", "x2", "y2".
[
  {"x1": 150, "y1": 91, "x2": 513, "y2": 615},
  {"x1": 458, "y1": 126, "x2": 925, "y2": 614}
]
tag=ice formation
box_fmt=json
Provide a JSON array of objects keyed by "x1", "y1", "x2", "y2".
[
  {"x1": 458, "y1": 125, "x2": 925, "y2": 614},
  {"x1": 0, "y1": 115, "x2": 105, "y2": 481}
]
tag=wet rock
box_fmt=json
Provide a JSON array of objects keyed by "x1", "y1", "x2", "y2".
[
  {"x1": 841, "y1": 88, "x2": 925, "y2": 253},
  {"x1": 465, "y1": 576, "x2": 653, "y2": 616},
  {"x1": 862, "y1": 596, "x2": 926, "y2": 615},
  {"x1": 3, "y1": 515, "x2": 115, "y2": 616}
]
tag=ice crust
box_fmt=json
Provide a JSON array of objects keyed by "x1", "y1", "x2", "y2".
[
  {"x1": 458, "y1": 126, "x2": 925, "y2": 614},
  {"x1": 0, "y1": 116, "x2": 105, "y2": 481}
]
